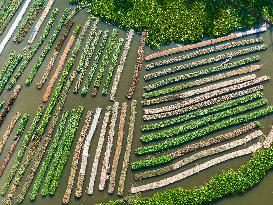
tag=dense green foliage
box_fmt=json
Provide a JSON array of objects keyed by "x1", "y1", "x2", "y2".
[
  {"x1": 101, "y1": 145, "x2": 273, "y2": 205},
  {"x1": 74, "y1": 0, "x2": 273, "y2": 47}
]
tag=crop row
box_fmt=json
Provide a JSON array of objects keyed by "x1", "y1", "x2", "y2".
[
  {"x1": 0, "y1": 114, "x2": 29, "y2": 176},
  {"x1": 17, "y1": 71, "x2": 78, "y2": 203},
  {"x1": 25, "y1": 15, "x2": 77, "y2": 86},
  {"x1": 36, "y1": 20, "x2": 74, "y2": 89},
  {"x1": 0, "y1": 52, "x2": 22, "y2": 94},
  {"x1": 144, "y1": 45, "x2": 266, "y2": 81},
  {"x1": 143, "y1": 64, "x2": 261, "y2": 99},
  {"x1": 13, "y1": 0, "x2": 45, "y2": 43},
  {"x1": 145, "y1": 38, "x2": 263, "y2": 70},
  {"x1": 144, "y1": 24, "x2": 268, "y2": 61},
  {"x1": 0, "y1": 85, "x2": 22, "y2": 126},
  {"x1": 99, "y1": 102, "x2": 119, "y2": 191},
  {"x1": 131, "y1": 142, "x2": 262, "y2": 193},
  {"x1": 127, "y1": 31, "x2": 148, "y2": 99},
  {"x1": 85, "y1": 106, "x2": 111, "y2": 196},
  {"x1": 144, "y1": 76, "x2": 269, "y2": 115},
  {"x1": 0, "y1": 112, "x2": 21, "y2": 155},
  {"x1": 117, "y1": 100, "x2": 137, "y2": 196},
  {"x1": 28, "y1": 0, "x2": 56, "y2": 44},
  {"x1": 137, "y1": 130, "x2": 263, "y2": 180},
  {"x1": 142, "y1": 92, "x2": 263, "y2": 132},
  {"x1": 102, "y1": 38, "x2": 124, "y2": 95},
  {"x1": 81, "y1": 30, "x2": 109, "y2": 96},
  {"x1": 62, "y1": 111, "x2": 93, "y2": 204},
  {"x1": 73, "y1": 29, "x2": 102, "y2": 94},
  {"x1": 76, "y1": 108, "x2": 101, "y2": 195},
  {"x1": 132, "y1": 122, "x2": 260, "y2": 171},
  {"x1": 0, "y1": 104, "x2": 44, "y2": 196},
  {"x1": 27, "y1": 112, "x2": 69, "y2": 201},
  {"x1": 0, "y1": 0, "x2": 24, "y2": 34},
  {"x1": 136, "y1": 106, "x2": 273, "y2": 155},
  {"x1": 142, "y1": 74, "x2": 256, "y2": 106},
  {"x1": 48, "y1": 107, "x2": 84, "y2": 195},
  {"x1": 144, "y1": 55, "x2": 260, "y2": 92},
  {"x1": 143, "y1": 86, "x2": 263, "y2": 121},
  {"x1": 6, "y1": 8, "x2": 62, "y2": 90},
  {"x1": 110, "y1": 29, "x2": 134, "y2": 101},
  {"x1": 108, "y1": 102, "x2": 128, "y2": 194},
  {"x1": 92, "y1": 29, "x2": 118, "y2": 96},
  {"x1": 141, "y1": 99, "x2": 267, "y2": 143},
  {"x1": 42, "y1": 25, "x2": 80, "y2": 102}
]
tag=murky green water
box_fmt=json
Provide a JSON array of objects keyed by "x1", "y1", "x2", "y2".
[{"x1": 1, "y1": 1, "x2": 273, "y2": 205}]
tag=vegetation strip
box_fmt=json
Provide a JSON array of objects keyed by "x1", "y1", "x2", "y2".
[
  {"x1": 0, "y1": 85, "x2": 22, "y2": 126},
  {"x1": 142, "y1": 74, "x2": 257, "y2": 106},
  {"x1": 102, "y1": 38, "x2": 124, "y2": 95},
  {"x1": 0, "y1": 51, "x2": 22, "y2": 94},
  {"x1": 133, "y1": 122, "x2": 259, "y2": 171},
  {"x1": 143, "y1": 65, "x2": 261, "y2": 99},
  {"x1": 131, "y1": 143, "x2": 262, "y2": 193},
  {"x1": 6, "y1": 8, "x2": 62, "y2": 90},
  {"x1": 144, "y1": 76, "x2": 269, "y2": 115},
  {"x1": 145, "y1": 38, "x2": 263, "y2": 70},
  {"x1": 42, "y1": 25, "x2": 80, "y2": 102},
  {"x1": 141, "y1": 99, "x2": 267, "y2": 143},
  {"x1": 136, "y1": 130, "x2": 262, "y2": 180},
  {"x1": 143, "y1": 86, "x2": 263, "y2": 121},
  {"x1": 99, "y1": 102, "x2": 119, "y2": 190},
  {"x1": 92, "y1": 29, "x2": 118, "y2": 96},
  {"x1": 0, "y1": 114, "x2": 29, "y2": 176},
  {"x1": 73, "y1": 28, "x2": 101, "y2": 94},
  {"x1": 142, "y1": 92, "x2": 263, "y2": 132},
  {"x1": 81, "y1": 30, "x2": 109, "y2": 96},
  {"x1": 144, "y1": 24, "x2": 267, "y2": 61},
  {"x1": 86, "y1": 106, "x2": 112, "y2": 196},
  {"x1": 36, "y1": 20, "x2": 74, "y2": 89},
  {"x1": 144, "y1": 45, "x2": 266, "y2": 81},
  {"x1": 27, "y1": 112, "x2": 69, "y2": 202},
  {"x1": 0, "y1": 0, "x2": 32, "y2": 55},
  {"x1": 48, "y1": 107, "x2": 84, "y2": 195},
  {"x1": 108, "y1": 102, "x2": 128, "y2": 194},
  {"x1": 28, "y1": 0, "x2": 56, "y2": 44},
  {"x1": 75, "y1": 108, "x2": 102, "y2": 196},
  {"x1": 110, "y1": 29, "x2": 134, "y2": 101},
  {"x1": 0, "y1": 112, "x2": 21, "y2": 155},
  {"x1": 144, "y1": 56, "x2": 260, "y2": 92},
  {"x1": 0, "y1": 105, "x2": 44, "y2": 196},
  {"x1": 136, "y1": 107, "x2": 273, "y2": 155},
  {"x1": 63, "y1": 111, "x2": 93, "y2": 204},
  {"x1": 127, "y1": 31, "x2": 148, "y2": 99},
  {"x1": 13, "y1": 0, "x2": 46, "y2": 43},
  {"x1": 117, "y1": 100, "x2": 137, "y2": 196}
]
